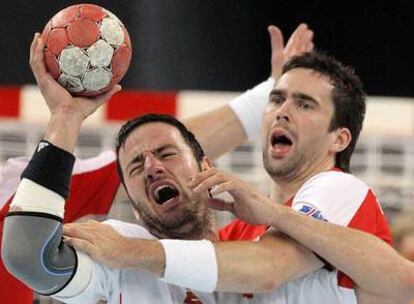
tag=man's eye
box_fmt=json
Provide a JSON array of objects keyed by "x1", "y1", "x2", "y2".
[
  {"x1": 299, "y1": 101, "x2": 312, "y2": 110},
  {"x1": 270, "y1": 95, "x2": 284, "y2": 104},
  {"x1": 161, "y1": 153, "x2": 175, "y2": 158},
  {"x1": 130, "y1": 165, "x2": 143, "y2": 175}
]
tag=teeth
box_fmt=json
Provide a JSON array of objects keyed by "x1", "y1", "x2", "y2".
[
  {"x1": 155, "y1": 185, "x2": 171, "y2": 192},
  {"x1": 155, "y1": 185, "x2": 174, "y2": 193}
]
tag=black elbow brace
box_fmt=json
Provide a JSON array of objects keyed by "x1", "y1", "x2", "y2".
[{"x1": 2, "y1": 212, "x2": 77, "y2": 295}]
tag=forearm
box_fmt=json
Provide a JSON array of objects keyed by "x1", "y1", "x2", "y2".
[
  {"x1": 113, "y1": 239, "x2": 165, "y2": 276},
  {"x1": 274, "y1": 206, "x2": 414, "y2": 300},
  {"x1": 44, "y1": 112, "x2": 83, "y2": 153},
  {"x1": 184, "y1": 106, "x2": 245, "y2": 160},
  {"x1": 183, "y1": 78, "x2": 274, "y2": 159},
  {"x1": 214, "y1": 231, "x2": 322, "y2": 293},
  {"x1": 158, "y1": 232, "x2": 322, "y2": 293}
]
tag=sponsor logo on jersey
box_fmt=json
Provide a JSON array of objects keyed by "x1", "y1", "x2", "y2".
[{"x1": 297, "y1": 204, "x2": 327, "y2": 221}]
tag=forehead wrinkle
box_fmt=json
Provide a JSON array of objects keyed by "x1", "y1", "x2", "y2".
[{"x1": 120, "y1": 122, "x2": 192, "y2": 167}]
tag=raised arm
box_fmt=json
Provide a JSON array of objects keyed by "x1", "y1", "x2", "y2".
[
  {"x1": 1, "y1": 33, "x2": 119, "y2": 299},
  {"x1": 184, "y1": 24, "x2": 313, "y2": 159}
]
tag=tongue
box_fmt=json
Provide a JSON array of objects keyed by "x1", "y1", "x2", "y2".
[{"x1": 273, "y1": 144, "x2": 291, "y2": 154}]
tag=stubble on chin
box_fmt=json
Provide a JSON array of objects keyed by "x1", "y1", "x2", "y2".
[
  {"x1": 262, "y1": 150, "x2": 302, "y2": 181},
  {"x1": 131, "y1": 199, "x2": 214, "y2": 240}
]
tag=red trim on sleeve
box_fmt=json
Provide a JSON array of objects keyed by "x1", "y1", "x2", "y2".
[{"x1": 337, "y1": 189, "x2": 392, "y2": 289}]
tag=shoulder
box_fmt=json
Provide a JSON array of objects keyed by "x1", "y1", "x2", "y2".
[
  {"x1": 300, "y1": 171, "x2": 368, "y2": 193},
  {"x1": 294, "y1": 171, "x2": 369, "y2": 205},
  {"x1": 103, "y1": 219, "x2": 157, "y2": 240},
  {"x1": 293, "y1": 171, "x2": 375, "y2": 225}
]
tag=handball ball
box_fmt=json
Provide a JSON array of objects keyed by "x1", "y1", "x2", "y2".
[{"x1": 41, "y1": 4, "x2": 132, "y2": 96}]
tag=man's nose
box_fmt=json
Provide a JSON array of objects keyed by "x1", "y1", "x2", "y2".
[
  {"x1": 275, "y1": 100, "x2": 291, "y2": 123},
  {"x1": 143, "y1": 152, "x2": 165, "y2": 181}
]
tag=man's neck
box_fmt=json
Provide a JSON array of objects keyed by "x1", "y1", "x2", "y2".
[{"x1": 274, "y1": 159, "x2": 335, "y2": 203}]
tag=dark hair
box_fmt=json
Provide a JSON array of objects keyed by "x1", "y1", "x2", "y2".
[
  {"x1": 282, "y1": 51, "x2": 366, "y2": 172},
  {"x1": 115, "y1": 113, "x2": 205, "y2": 185}
]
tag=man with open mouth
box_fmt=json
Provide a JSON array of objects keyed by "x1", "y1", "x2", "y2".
[
  {"x1": 4, "y1": 19, "x2": 408, "y2": 304},
  {"x1": 1, "y1": 23, "x2": 317, "y2": 303},
  {"x1": 53, "y1": 53, "x2": 395, "y2": 303}
]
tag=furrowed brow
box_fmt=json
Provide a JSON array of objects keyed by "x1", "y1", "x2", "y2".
[{"x1": 126, "y1": 154, "x2": 144, "y2": 171}]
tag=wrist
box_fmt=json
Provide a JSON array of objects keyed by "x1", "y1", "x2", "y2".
[
  {"x1": 160, "y1": 239, "x2": 218, "y2": 292},
  {"x1": 50, "y1": 107, "x2": 84, "y2": 125},
  {"x1": 44, "y1": 114, "x2": 83, "y2": 153},
  {"x1": 268, "y1": 203, "x2": 288, "y2": 229},
  {"x1": 120, "y1": 240, "x2": 165, "y2": 276},
  {"x1": 228, "y1": 78, "x2": 275, "y2": 140}
]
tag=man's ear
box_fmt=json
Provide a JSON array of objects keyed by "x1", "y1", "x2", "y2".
[
  {"x1": 201, "y1": 156, "x2": 213, "y2": 171},
  {"x1": 331, "y1": 127, "x2": 352, "y2": 153}
]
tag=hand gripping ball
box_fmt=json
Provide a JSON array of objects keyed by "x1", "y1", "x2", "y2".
[{"x1": 42, "y1": 4, "x2": 132, "y2": 96}]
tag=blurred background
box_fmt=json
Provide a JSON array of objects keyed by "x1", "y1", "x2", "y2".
[
  {"x1": 0, "y1": 1, "x2": 413, "y2": 302},
  {"x1": 0, "y1": 1, "x2": 413, "y2": 94}
]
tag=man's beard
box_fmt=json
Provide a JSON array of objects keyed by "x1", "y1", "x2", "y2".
[{"x1": 131, "y1": 198, "x2": 214, "y2": 240}]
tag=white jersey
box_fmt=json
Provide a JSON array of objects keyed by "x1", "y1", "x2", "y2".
[
  {"x1": 51, "y1": 171, "x2": 390, "y2": 304},
  {"x1": 54, "y1": 220, "x2": 216, "y2": 304},
  {"x1": 218, "y1": 171, "x2": 391, "y2": 304}
]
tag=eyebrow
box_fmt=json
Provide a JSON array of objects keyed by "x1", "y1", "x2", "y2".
[
  {"x1": 292, "y1": 92, "x2": 319, "y2": 105},
  {"x1": 270, "y1": 89, "x2": 319, "y2": 105},
  {"x1": 126, "y1": 144, "x2": 178, "y2": 172},
  {"x1": 269, "y1": 89, "x2": 285, "y2": 97}
]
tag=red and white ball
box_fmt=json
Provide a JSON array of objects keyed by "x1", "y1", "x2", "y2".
[{"x1": 42, "y1": 4, "x2": 132, "y2": 96}]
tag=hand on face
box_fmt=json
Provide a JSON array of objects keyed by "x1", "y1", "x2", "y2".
[
  {"x1": 269, "y1": 23, "x2": 314, "y2": 80},
  {"x1": 29, "y1": 33, "x2": 121, "y2": 122},
  {"x1": 187, "y1": 167, "x2": 279, "y2": 226},
  {"x1": 63, "y1": 220, "x2": 129, "y2": 268}
]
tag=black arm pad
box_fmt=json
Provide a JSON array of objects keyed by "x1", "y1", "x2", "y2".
[{"x1": 22, "y1": 140, "x2": 75, "y2": 199}]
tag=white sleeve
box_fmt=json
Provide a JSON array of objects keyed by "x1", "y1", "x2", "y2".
[
  {"x1": 228, "y1": 77, "x2": 275, "y2": 139},
  {"x1": 292, "y1": 171, "x2": 369, "y2": 226},
  {"x1": 54, "y1": 221, "x2": 156, "y2": 303},
  {"x1": 0, "y1": 156, "x2": 30, "y2": 210},
  {"x1": 54, "y1": 253, "x2": 121, "y2": 304}
]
